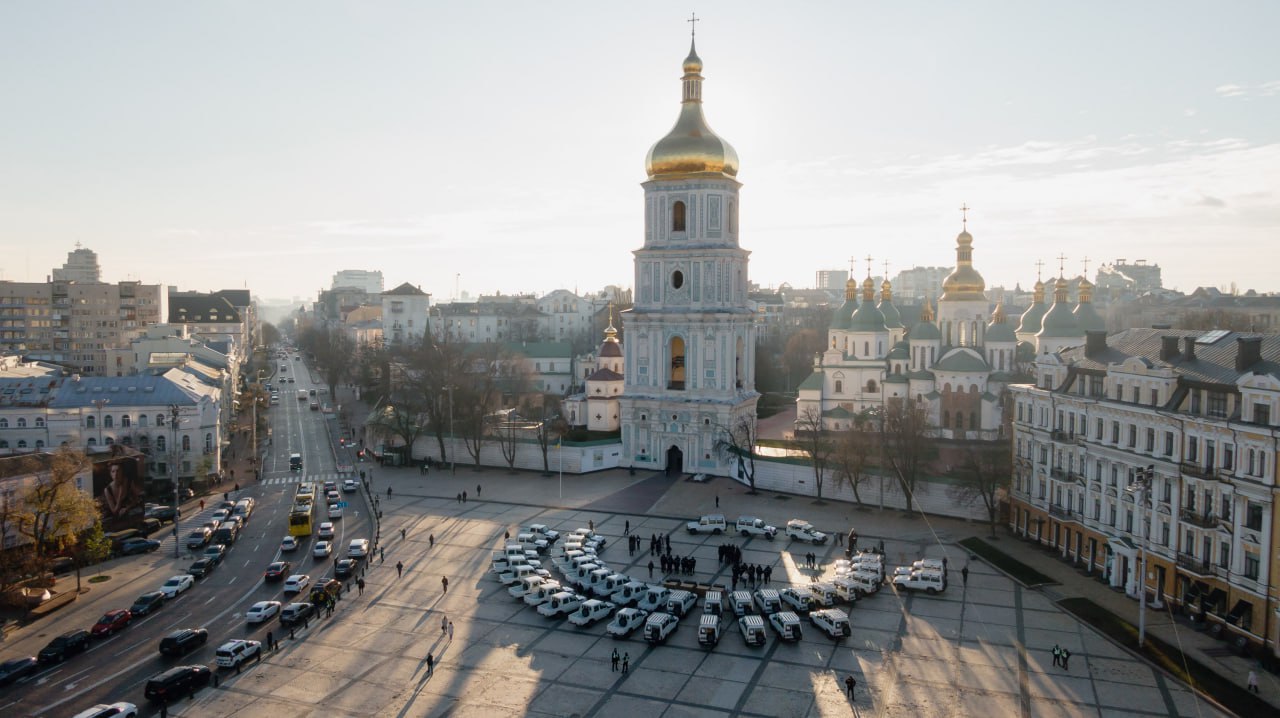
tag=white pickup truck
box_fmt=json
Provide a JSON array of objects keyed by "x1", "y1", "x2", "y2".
[
  {"x1": 735, "y1": 516, "x2": 777, "y2": 539},
  {"x1": 686, "y1": 514, "x2": 727, "y2": 535},
  {"x1": 892, "y1": 570, "x2": 946, "y2": 595},
  {"x1": 785, "y1": 519, "x2": 828, "y2": 544}
]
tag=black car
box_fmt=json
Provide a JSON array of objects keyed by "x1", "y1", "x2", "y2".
[
  {"x1": 118, "y1": 538, "x2": 161, "y2": 556},
  {"x1": 144, "y1": 664, "x2": 211, "y2": 702},
  {"x1": 212, "y1": 526, "x2": 238, "y2": 545},
  {"x1": 38, "y1": 629, "x2": 90, "y2": 664},
  {"x1": 187, "y1": 558, "x2": 216, "y2": 579},
  {"x1": 279, "y1": 602, "x2": 314, "y2": 627},
  {"x1": 130, "y1": 591, "x2": 167, "y2": 616},
  {"x1": 158, "y1": 628, "x2": 208, "y2": 657},
  {"x1": 0, "y1": 656, "x2": 39, "y2": 685},
  {"x1": 145, "y1": 506, "x2": 180, "y2": 523},
  {"x1": 264, "y1": 561, "x2": 291, "y2": 581},
  {"x1": 334, "y1": 558, "x2": 356, "y2": 579},
  {"x1": 203, "y1": 544, "x2": 227, "y2": 566}
]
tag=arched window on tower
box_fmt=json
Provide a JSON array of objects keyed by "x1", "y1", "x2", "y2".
[
  {"x1": 834, "y1": 380, "x2": 843, "y2": 394},
  {"x1": 668, "y1": 336, "x2": 686, "y2": 390},
  {"x1": 866, "y1": 379, "x2": 878, "y2": 393},
  {"x1": 955, "y1": 413, "x2": 964, "y2": 430},
  {"x1": 672, "y1": 201, "x2": 687, "y2": 233},
  {"x1": 943, "y1": 410, "x2": 951, "y2": 427}
]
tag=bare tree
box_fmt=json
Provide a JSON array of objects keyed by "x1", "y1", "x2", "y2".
[
  {"x1": 365, "y1": 401, "x2": 428, "y2": 465},
  {"x1": 832, "y1": 411, "x2": 877, "y2": 506},
  {"x1": 949, "y1": 440, "x2": 1011, "y2": 537},
  {"x1": 880, "y1": 398, "x2": 936, "y2": 514},
  {"x1": 456, "y1": 344, "x2": 509, "y2": 469},
  {"x1": 715, "y1": 414, "x2": 761, "y2": 494},
  {"x1": 795, "y1": 406, "x2": 833, "y2": 502},
  {"x1": 523, "y1": 394, "x2": 565, "y2": 475}
]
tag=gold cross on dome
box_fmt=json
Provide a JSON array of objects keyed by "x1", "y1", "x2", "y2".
[
  {"x1": 1034, "y1": 259, "x2": 1044, "y2": 281},
  {"x1": 688, "y1": 12, "x2": 699, "y2": 37},
  {"x1": 865, "y1": 255, "x2": 874, "y2": 277},
  {"x1": 1056, "y1": 253, "x2": 1068, "y2": 276},
  {"x1": 959, "y1": 203, "x2": 971, "y2": 230},
  {"x1": 1081, "y1": 256, "x2": 1091, "y2": 275}
]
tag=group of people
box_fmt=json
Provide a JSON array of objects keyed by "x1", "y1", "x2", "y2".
[
  {"x1": 717, "y1": 542, "x2": 743, "y2": 565},
  {"x1": 661, "y1": 553, "x2": 696, "y2": 576},
  {"x1": 800, "y1": 551, "x2": 820, "y2": 569},
  {"x1": 626, "y1": 534, "x2": 644, "y2": 556},
  {"x1": 732, "y1": 561, "x2": 771, "y2": 590},
  {"x1": 1051, "y1": 643, "x2": 1072, "y2": 669}
]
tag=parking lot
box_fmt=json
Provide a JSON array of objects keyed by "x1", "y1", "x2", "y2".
[{"x1": 173, "y1": 469, "x2": 1228, "y2": 717}]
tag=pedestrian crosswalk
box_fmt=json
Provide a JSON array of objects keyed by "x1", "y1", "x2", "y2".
[{"x1": 261, "y1": 472, "x2": 349, "y2": 486}]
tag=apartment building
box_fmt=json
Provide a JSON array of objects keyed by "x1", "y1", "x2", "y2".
[
  {"x1": 0, "y1": 280, "x2": 166, "y2": 375},
  {"x1": 1009, "y1": 328, "x2": 1279, "y2": 657}
]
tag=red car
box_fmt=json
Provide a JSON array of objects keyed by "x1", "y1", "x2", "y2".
[{"x1": 90, "y1": 609, "x2": 133, "y2": 637}]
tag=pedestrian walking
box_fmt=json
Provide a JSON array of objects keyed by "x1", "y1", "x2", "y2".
[
  {"x1": 1051, "y1": 644, "x2": 1061, "y2": 667},
  {"x1": 462, "y1": 490, "x2": 467, "y2": 502},
  {"x1": 442, "y1": 576, "x2": 449, "y2": 593},
  {"x1": 387, "y1": 486, "x2": 392, "y2": 497},
  {"x1": 961, "y1": 566, "x2": 969, "y2": 585},
  {"x1": 625, "y1": 519, "x2": 630, "y2": 535},
  {"x1": 401, "y1": 528, "x2": 406, "y2": 540},
  {"x1": 505, "y1": 530, "x2": 510, "y2": 541},
  {"x1": 380, "y1": 547, "x2": 385, "y2": 564},
  {"x1": 199, "y1": 499, "x2": 205, "y2": 511},
  {"x1": 715, "y1": 495, "x2": 719, "y2": 508},
  {"x1": 1061, "y1": 648, "x2": 1071, "y2": 670},
  {"x1": 648, "y1": 560, "x2": 654, "y2": 578},
  {"x1": 427, "y1": 652, "x2": 434, "y2": 674},
  {"x1": 1248, "y1": 668, "x2": 1260, "y2": 693},
  {"x1": 442, "y1": 615, "x2": 448, "y2": 634},
  {"x1": 589, "y1": 520, "x2": 594, "y2": 531},
  {"x1": 611, "y1": 648, "x2": 620, "y2": 672},
  {"x1": 621, "y1": 652, "x2": 629, "y2": 673},
  {"x1": 396, "y1": 560, "x2": 403, "y2": 578},
  {"x1": 429, "y1": 534, "x2": 435, "y2": 548},
  {"x1": 476, "y1": 484, "x2": 481, "y2": 497},
  {"x1": 357, "y1": 577, "x2": 365, "y2": 595},
  {"x1": 448, "y1": 621, "x2": 454, "y2": 641},
  {"x1": 266, "y1": 631, "x2": 274, "y2": 651},
  {"x1": 845, "y1": 674, "x2": 856, "y2": 699}
]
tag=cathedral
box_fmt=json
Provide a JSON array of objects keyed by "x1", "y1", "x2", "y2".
[
  {"x1": 616, "y1": 34, "x2": 759, "y2": 475},
  {"x1": 795, "y1": 225, "x2": 1092, "y2": 440}
]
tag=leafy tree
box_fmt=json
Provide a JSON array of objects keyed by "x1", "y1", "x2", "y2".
[
  {"x1": 795, "y1": 406, "x2": 833, "y2": 502},
  {"x1": 15, "y1": 449, "x2": 101, "y2": 561},
  {"x1": 832, "y1": 410, "x2": 877, "y2": 506},
  {"x1": 715, "y1": 414, "x2": 761, "y2": 494},
  {"x1": 880, "y1": 398, "x2": 936, "y2": 514},
  {"x1": 260, "y1": 321, "x2": 282, "y2": 348},
  {"x1": 949, "y1": 440, "x2": 1012, "y2": 538}
]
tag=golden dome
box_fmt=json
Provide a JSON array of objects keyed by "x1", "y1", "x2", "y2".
[
  {"x1": 940, "y1": 229, "x2": 987, "y2": 302},
  {"x1": 645, "y1": 40, "x2": 739, "y2": 179}
]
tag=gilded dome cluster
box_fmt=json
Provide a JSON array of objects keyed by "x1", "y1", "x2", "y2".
[{"x1": 645, "y1": 40, "x2": 739, "y2": 179}]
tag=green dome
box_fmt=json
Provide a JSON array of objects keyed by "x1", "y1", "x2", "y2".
[
  {"x1": 849, "y1": 301, "x2": 887, "y2": 332},
  {"x1": 1072, "y1": 303, "x2": 1106, "y2": 333},
  {"x1": 878, "y1": 298, "x2": 903, "y2": 329},
  {"x1": 1017, "y1": 280, "x2": 1047, "y2": 335},
  {"x1": 910, "y1": 320, "x2": 941, "y2": 341},
  {"x1": 830, "y1": 280, "x2": 857, "y2": 330},
  {"x1": 1037, "y1": 277, "x2": 1082, "y2": 338},
  {"x1": 987, "y1": 321, "x2": 1017, "y2": 343}
]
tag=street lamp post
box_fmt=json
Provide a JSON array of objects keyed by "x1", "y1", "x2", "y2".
[
  {"x1": 169, "y1": 404, "x2": 182, "y2": 558},
  {"x1": 1126, "y1": 465, "x2": 1154, "y2": 648},
  {"x1": 447, "y1": 385, "x2": 455, "y2": 474},
  {"x1": 92, "y1": 398, "x2": 110, "y2": 448}
]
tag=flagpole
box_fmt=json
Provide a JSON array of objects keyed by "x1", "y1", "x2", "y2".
[{"x1": 558, "y1": 438, "x2": 563, "y2": 500}]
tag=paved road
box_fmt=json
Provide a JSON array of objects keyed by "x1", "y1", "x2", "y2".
[{"x1": 155, "y1": 462, "x2": 1230, "y2": 718}]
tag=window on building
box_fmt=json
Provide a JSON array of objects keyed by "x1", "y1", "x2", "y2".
[
  {"x1": 1110, "y1": 421, "x2": 1119, "y2": 443},
  {"x1": 1145, "y1": 428, "x2": 1155, "y2": 453},
  {"x1": 1096, "y1": 418, "x2": 1104, "y2": 440},
  {"x1": 1115, "y1": 385, "x2": 1123, "y2": 401},
  {"x1": 1108, "y1": 504, "x2": 1117, "y2": 526},
  {"x1": 1164, "y1": 431, "x2": 1174, "y2": 456},
  {"x1": 138, "y1": 414, "x2": 148, "y2": 427},
  {"x1": 85, "y1": 415, "x2": 95, "y2": 429},
  {"x1": 1223, "y1": 444, "x2": 1234, "y2": 471},
  {"x1": 156, "y1": 435, "x2": 166, "y2": 451},
  {"x1": 1207, "y1": 392, "x2": 1228, "y2": 418},
  {"x1": 156, "y1": 414, "x2": 165, "y2": 426},
  {"x1": 1190, "y1": 390, "x2": 1201, "y2": 414},
  {"x1": 1160, "y1": 521, "x2": 1170, "y2": 546},
  {"x1": 1131, "y1": 386, "x2": 1139, "y2": 403},
  {"x1": 672, "y1": 201, "x2": 686, "y2": 232},
  {"x1": 1124, "y1": 510, "x2": 1133, "y2": 533},
  {"x1": 1254, "y1": 403, "x2": 1271, "y2": 425},
  {"x1": 1184, "y1": 530, "x2": 1194, "y2": 557},
  {"x1": 834, "y1": 380, "x2": 842, "y2": 393},
  {"x1": 1219, "y1": 541, "x2": 1230, "y2": 568},
  {"x1": 1245, "y1": 501, "x2": 1263, "y2": 531},
  {"x1": 1128, "y1": 425, "x2": 1137, "y2": 448},
  {"x1": 1244, "y1": 551, "x2": 1260, "y2": 580},
  {"x1": 181, "y1": 435, "x2": 191, "y2": 451},
  {"x1": 668, "y1": 336, "x2": 686, "y2": 390},
  {"x1": 1151, "y1": 388, "x2": 1159, "y2": 406},
  {"x1": 1187, "y1": 437, "x2": 1198, "y2": 462},
  {"x1": 121, "y1": 415, "x2": 130, "y2": 427}
]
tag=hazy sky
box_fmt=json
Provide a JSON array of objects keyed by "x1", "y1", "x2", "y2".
[{"x1": 2, "y1": 2, "x2": 1277, "y2": 302}]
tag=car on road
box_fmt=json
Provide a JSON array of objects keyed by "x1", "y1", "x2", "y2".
[
  {"x1": 327, "y1": 504, "x2": 343, "y2": 519},
  {"x1": 342, "y1": 479, "x2": 358, "y2": 493},
  {"x1": 158, "y1": 628, "x2": 208, "y2": 657},
  {"x1": 284, "y1": 574, "x2": 311, "y2": 594},
  {"x1": 0, "y1": 656, "x2": 40, "y2": 686},
  {"x1": 187, "y1": 558, "x2": 216, "y2": 579},
  {"x1": 144, "y1": 506, "x2": 179, "y2": 523},
  {"x1": 211, "y1": 509, "x2": 230, "y2": 523},
  {"x1": 264, "y1": 561, "x2": 291, "y2": 581},
  {"x1": 348, "y1": 538, "x2": 369, "y2": 557},
  {"x1": 117, "y1": 537, "x2": 161, "y2": 556},
  {"x1": 321, "y1": 479, "x2": 334, "y2": 491},
  {"x1": 70, "y1": 702, "x2": 138, "y2": 718},
  {"x1": 318, "y1": 522, "x2": 335, "y2": 540},
  {"x1": 334, "y1": 557, "x2": 357, "y2": 579},
  {"x1": 202, "y1": 544, "x2": 227, "y2": 566},
  {"x1": 279, "y1": 602, "x2": 314, "y2": 627},
  {"x1": 280, "y1": 536, "x2": 298, "y2": 552},
  {"x1": 325, "y1": 490, "x2": 340, "y2": 503},
  {"x1": 159, "y1": 574, "x2": 194, "y2": 598},
  {"x1": 38, "y1": 629, "x2": 91, "y2": 663},
  {"x1": 686, "y1": 514, "x2": 727, "y2": 535},
  {"x1": 245, "y1": 600, "x2": 281, "y2": 624},
  {"x1": 215, "y1": 639, "x2": 262, "y2": 669},
  {"x1": 143, "y1": 665, "x2": 211, "y2": 703},
  {"x1": 185, "y1": 528, "x2": 212, "y2": 549},
  {"x1": 606, "y1": 607, "x2": 649, "y2": 638},
  {"x1": 130, "y1": 591, "x2": 166, "y2": 616},
  {"x1": 90, "y1": 609, "x2": 133, "y2": 637},
  {"x1": 313, "y1": 540, "x2": 333, "y2": 558}
]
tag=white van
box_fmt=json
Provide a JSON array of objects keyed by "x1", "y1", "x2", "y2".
[
  {"x1": 665, "y1": 589, "x2": 697, "y2": 617},
  {"x1": 752, "y1": 589, "x2": 782, "y2": 616},
  {"x1": 730, "y1": 590, "x2": 754, "y2": 617},
  {"x1": 698, "y1": 614, "x2": 721, "y2": 646},
  {"x1": 769, "y1": 611, "x2": 803, "y2": 641},
  {"x1": 643, "y1": 613, "x2": 679, "y2": 644},
  {"x1": 810, "y1": 608, "x2": 852, "y2": 639},
  {"x1": 703, "y1": 590, "x2": 726, "y2": 617}
]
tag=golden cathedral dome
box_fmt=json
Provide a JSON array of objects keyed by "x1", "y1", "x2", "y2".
[
  {"x1": 940, "y1": 230, "x2": 987, "y2": 302},
  {"x1": 645, "y1": 40, "x2": 739, "y2": 179}
]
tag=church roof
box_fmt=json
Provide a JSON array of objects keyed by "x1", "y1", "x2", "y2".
[
  {"x1": 1038, "y1": 277, "x2": 1082, "y2": 338},
  {"x1": 645, "y1": 39, "x2": 739, "y2": 179},
  {"x1": 910, "y1": 320, "x2": 941, "y2": 341},
  {"x1": 939, "y1": 229, "x2": 987, "y2": 302},
  {"x1": 1017, "y1": 280, "x2": 1047, "y2": 334},
  {"x1": 986, "y1": 321, "x2": 1017, "y2": 343},
  {"x1": 823, "y1": 406, "x2": 854, "y2": 419},
  {"x1": 886, "y1": 342, "x2": 909, "y2": 359},
  {"x1": 797, "y1": 372, "x2": 824, "y2": 391},
  {"x1": 830, "y1": 280, "x2": 857, "y2": 330},
  {"x1": 933, "y1": 349, "x2": 990, "y2": 373},
  {"x1": 586, "y1": 367, "x2": 624, "y2": 382},
  {"x1": 884, "y1": 373, "x2": 909, "y2": 384},
  {"x1": 383, "y1": 282, "x2": 428, "y2": 296}
]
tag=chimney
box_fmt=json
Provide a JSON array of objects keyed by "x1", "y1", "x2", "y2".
[
  {"x1": 1160, "y1": 336, "x2": 1179, "y2": 361},
  {"x1": 1183, "y1": 337, "x2": 1197, "y2": 361},
  {"x1": 1085, "y1": 331, "x2": 1107, "y2": 358},
  {"x1": 1236, "y1": 337, "x2": 1262, "y2": 372}
]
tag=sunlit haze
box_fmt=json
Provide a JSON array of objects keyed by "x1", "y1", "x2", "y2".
[{"x1": 2, "y1": 2, "x2": 1277, "y2": 301}]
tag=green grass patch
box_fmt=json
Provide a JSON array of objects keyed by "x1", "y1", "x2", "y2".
[
  {"x1": 959, "y1": 537, "x2": 1057, "y2": 587},
  {"x1": 1057, "y1": 597, "x2": 1268, "y2": 717},
  {"x1": 87, "y1": 576, "x2": 110, "y2": 584}
]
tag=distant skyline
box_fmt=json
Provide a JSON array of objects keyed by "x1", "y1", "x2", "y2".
[{"x1": 2, "y1": 2, "x2": 1277, "y2": 301}]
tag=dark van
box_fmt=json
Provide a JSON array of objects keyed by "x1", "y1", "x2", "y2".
[
  {"x1": 144, "y1": 665, "x2": 211, "y2": 702},
  {"x1": 212, "y1": 525, "x2": 238, "y2": 545},
  {"x1": 104, "y1": 529, "x2": 141, "y2": 553},
  {"x1": 158, "y1": 628, "x2": 208, "y2": 657}
]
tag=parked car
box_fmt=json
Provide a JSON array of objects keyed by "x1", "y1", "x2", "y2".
[
  {"x1": 245, "y1": 601, "x2": 281, "y2": 624},
  {"x1": 90, "y1": 609, "x2": 133, "y2": 637},
  {"x1": 38, "y1": 629, "x2": 91, "y2": 663},
  {"x1": 0, "y1": 656, "x2": 40, "y2": 686},
  {"x1": 145, "y1": 506, "x2": 179, "y2": 523},
  {"x1": 185, "y1": 528, "x2": 212, "y2": 549},
  {"x1": 785, "y1": 519, "x2": 827, "y2": 544},
  {"x1": 685, "y1": 514, "x2": 727, "y2": 535},
  {"x1": 187, "y1": 559, "x2": 216, "y2": 580},
  {"x1": 130, "y1": 591, "x2": 166, "y2": 616},
  {"x1": 279, "y1": 602, "x2": 314, "y2": 627},
  {"x1": 778, "y1": 587, "x2": 817, "y2": 614},
  {"x1": 810, "y1": 608, "x2": 852, "y2": 639},
  {"x1": 158, "y1": 628, "x2": 208, "y2": 657},
  {"x1": 283, "y1": 574, "x2": 311, "y2": 594},
  {"x1": 735, "y1": 516, "x2": 777, "y2": 539},
  {"x1": 215, "y1": 639, "x2": 261, "y2": 669},
  {"x1": 159, "y1": 575, "x2": 194, "y2": 599},
  {"x1": 768, "y1": 611, "x2": 803, "y2": 641},
  {"x1": 643, "y1": 612, "x2": 679, "y2": 644},
  {"x1": 118, "y1": 538, "x2": 161, "y2": 556},
  {"x1": 143, "y1": 665, "x2": 211, "y2": 702},
  {"x1": 526, "y1": 523, "x2": 560, "y2": 543},
  {"x1": 264, "y1": 561, "x2": 291, "y2": 581},
  {"x1": 537, "y1": 591, "x2": 584, "y2": 618},
  {"x1": 606, "y1": 607, "x2": 649, "y2": 638},
  {"x1": 738, "y1": 615, "x2": 767, "y2": 646},
  {"x1": 71, "y1": 702, "x2": 138, "y2": 718},
  {"x1": 202, "y1": 544, "x2": 227, "y2": 566}
]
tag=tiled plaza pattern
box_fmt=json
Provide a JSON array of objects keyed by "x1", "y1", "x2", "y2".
[{"x1": 168, "y1": 465, "x2": 1233, "y2": 718}]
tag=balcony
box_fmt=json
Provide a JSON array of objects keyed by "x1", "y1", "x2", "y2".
[
  {"x1": 1180, "y1": 462, "x2": 1218, "y2": 481},
  {"x1": 1051, "y1": 430, "x2": 1072, "y2": 442},
  {"x1": 1176, "y1": 553, "x2": 1224, "y2": 578},
  {"x1": 1048, "y1": 504, "x2": 1079, "y2": 522},
  {"x1": 1179, "y1": 508, "x2": 1218, "y2": 529}
]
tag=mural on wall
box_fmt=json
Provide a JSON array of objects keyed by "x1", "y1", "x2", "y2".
[{"x1": 94, "y1": 456, "x2": 144, "y2": 519}]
